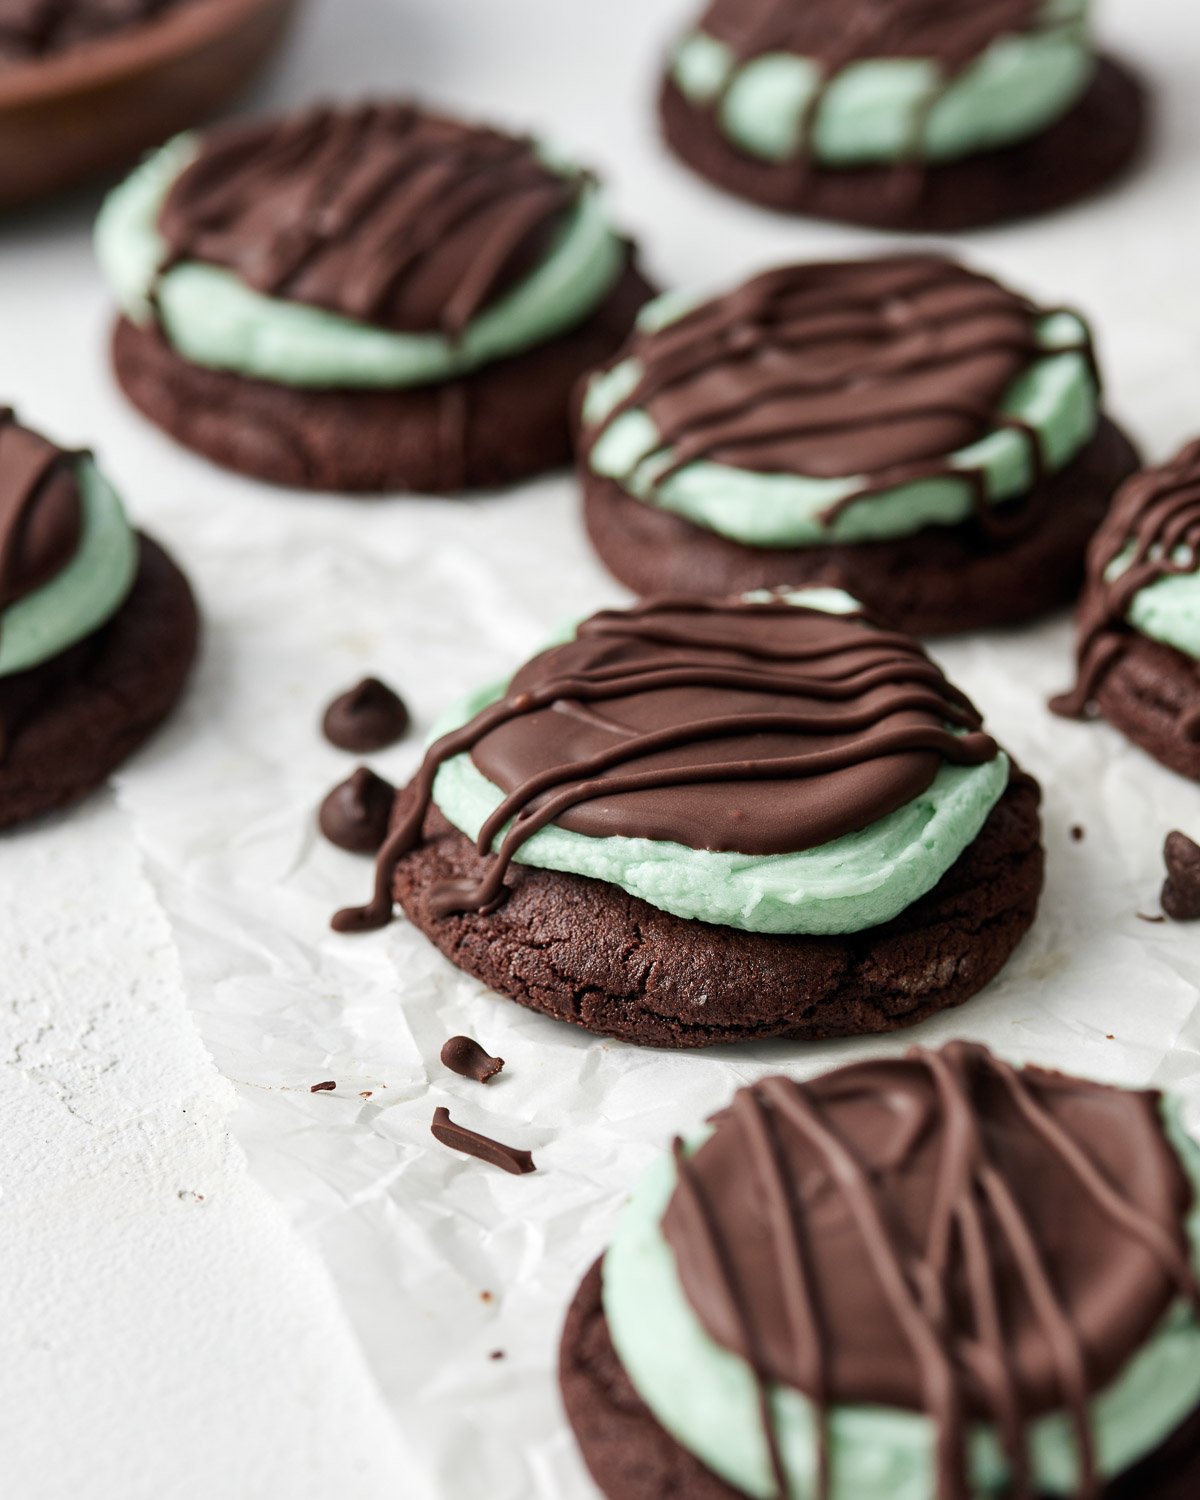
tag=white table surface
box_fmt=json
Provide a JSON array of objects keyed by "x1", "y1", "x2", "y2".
[{"x1": 2, "y1": 2, "x2": 1198, "y2": 1497}]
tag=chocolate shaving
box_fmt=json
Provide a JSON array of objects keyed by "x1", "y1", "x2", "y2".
[
  {"x1": 441, "y1": 1035, "x2": 504, "y2": 1084},
  {"x1": 310, "y1": 1080, "x2": 337, "y2": 1093},
  {"x1": 322, "y1": 676, "x2": 410, "y2": 752},
  {"x1": 430, "y1": 1107, "x2": 535, "y2": 1175},
  {"x1": 1161, "y1": 831, "x2": 1200, "y2": 921}
]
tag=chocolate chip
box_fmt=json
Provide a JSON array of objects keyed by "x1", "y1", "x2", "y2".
[
  {"x1": 441, "y1": 1035, "x2": 504, "y2": 1084},
  {"x1": 1162, "y1": 831, "x2": 1200, "y2": 921},
  {"x1": 311, "y1": 1080, "x2": 337, "y2": 1093},
  {"x1": 322, "y1": 677, "x2": 410, "y2": 751},
  {"x1": 430, "y1": 1107, "x2": 535, "y2": 1175},
  {"x1": 319, "y1": 766, "x2": 395, "y2": 852}
]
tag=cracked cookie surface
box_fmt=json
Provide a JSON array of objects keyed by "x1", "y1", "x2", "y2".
[{"x1": 390, "y1": 774, "x2": 1043, "y2": 1047}]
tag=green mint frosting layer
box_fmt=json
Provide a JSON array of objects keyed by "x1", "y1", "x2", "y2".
[
  {"x1": 584, "y1": 301, "x2": 1098, "y2": 550},
  {"x1": 428, "y1": 590, "x2": 1008, "y2": 937},
  {"x1": 1110, "y1": 544, "x2": 1200, "y2": 662},
  {"x1": 671, "y1": 0, "x2": 1093, "y2": 166},
  {"x1": 94, "y1": 133, "x2": 627, "y2": 391},
  {"x1": 0, "y1": 458, "x2": 138, "y2": 679},
  {"x1": 602, "y1": 1099, "x2": 1200, "y2": 1500}
]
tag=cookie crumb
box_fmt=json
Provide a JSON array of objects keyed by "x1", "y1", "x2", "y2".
[
  {"x1": 310, "y1": 1080, "x2": 337, "y2": 1093},
  {"x1": 1069, "y1": 824, "x2": 1085, "y2": 842}
]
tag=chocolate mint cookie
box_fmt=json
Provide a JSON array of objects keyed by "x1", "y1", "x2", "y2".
[
  {"x1": 580, "y1": 256, "x2": 1138, "y2": 634},
  {"x1": 1053, "y1": 441, "x2": 1200, "y2": 779},
  {"x1": 0, "y1": 410, "x2": 197, "y2": 827},
  {"x1": 333, "y1": 591, "x2": 1042, "y2": 1047},
  {"x1": 658, "y1": 0, "x2": 1147, "y2": 229},
  {"x1": 98, "y1": 102, "x2": 654, "y2": 493},
  {"x1": 561, "y1": 1043, "x2": 1200, "y2": 1500}
]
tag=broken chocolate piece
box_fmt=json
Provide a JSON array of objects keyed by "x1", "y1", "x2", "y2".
[
  {"x1": 441, "y1": 1035, "x2": 504, "y2": 1084},
  {"x1": 430, "y1": 1106, "x2": 535, "y2": 1175},
  {"x1": 1162, "y1": 831, "x2": 1200, "y2": 921}
]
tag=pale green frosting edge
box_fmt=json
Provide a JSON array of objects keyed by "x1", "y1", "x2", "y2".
[
  {"x1": 1127, "y1": 569, "x2": 1200, "y2": 662},
  {"x1": 427, "y1": 589, "x2": 1008, "y2": 938},
  {"x1": 602, "y1": 1095, "x2": 1200, "y2": 1500},
  {"x1": 94, "y1": 133, "x2": 627, "y2": 391},
  {"x1": 670, "y1": 0, "x2": 1094, "y2": 167},
  {"x1": 584, "y1": 305, "x2": 1099, "y2": 549},
  {"x1": 0, "y1": 458, "x2": 139, "y2": 678}
]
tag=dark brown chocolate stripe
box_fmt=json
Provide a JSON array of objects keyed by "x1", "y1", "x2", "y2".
[
  {"x1": 661, "y1": 1043, "x2": 1200, "y2": 1500},
  {"x1": 586, "y1": 258, "x2": 1094, "y2": 537},
  {"x1": 430, "y1": 1106, "x2": 535, "y2": 1175},
  {"x1": 0, "y1": 410, "x2": 85, "y2": 761},
  {"x1": 1053, "y1": 440, "x2": 1200, "y2": 722},
  {"x1": 0, "y1": 0, "x2": 186, "y2": 63},
  {"x1": 692, "y1": 0, "x2": 1064, "y2": 195},
  {"x1": 156, "y1": 103, "x2": 581, "y2": 338},
  {"x1": 332, "y1": 595, "x2": 997, "y2": 933}
]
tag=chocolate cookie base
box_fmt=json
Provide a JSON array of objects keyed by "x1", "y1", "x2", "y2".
[
  {"x1": 111, "y1": 259, "x2": 655, "y2": 494},
  {"x1": 582, "y1": 419, "x2": 1140, "y2": 637},
  {"x1": 0, "y1": 535, "x2": 198, "y2": 829},
  {"x1": 391, "y1": 773, "x2": 1042, "y2": 1049},
  {"x1": 1090, "y1": 632, "x2": 1200, "y2": 781},
  {"x1": 659, "y1": 56, "x2": 1147, "y2": 231},
  {"x1": 561, "y1": 1259, "x2": 1200, "y2": 1500}
]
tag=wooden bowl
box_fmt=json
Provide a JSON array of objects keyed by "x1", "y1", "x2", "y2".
[{"x1": 0, "y1": 0, "x2": 302, "y2": 209}]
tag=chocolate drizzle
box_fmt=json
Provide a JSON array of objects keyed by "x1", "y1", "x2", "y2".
[
  {"x1": 156, "y1": 103, "x2": 582, "y2": 338},
  {"x1": 0, "y1": 410, "x2": 85, "y2": 761},
  {"x1": 694, "y1": 0, "x2": 1066, "y2": 191},
  {"x1": 0, "y1": 0, "x2": 187, "y2": 64},
  {"x1": 1053, "y1": 441, "x2": 1200, "y2": 723},
  {"x1": 586, "y1": 258, "x2": 1094, "y2": 538},
  {"x1": 662, "y1": 1043, "x2": 1200, "y2": 1500},
  {"x1": 332, "y1": 595, "x2": 998, "y2": 934}
]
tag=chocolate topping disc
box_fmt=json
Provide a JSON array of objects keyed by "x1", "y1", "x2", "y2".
[
  {"x1": 0, "y1": 409, "x2": 83, "y2": 614},
  {"x1": 663, "y1": 1043, "x2": 1199, "y2": 1500},
  {"x1": 333, "y1": 595, "x2": 998, "y2": 933},
  {"x1": 1053, "y1": 440, "x2": 1200, "y2": 722},
  {"x1": 586, "y1": 257, "x2": 1092, "y2": 535},
  {"x1": 157, "y1": 103, "x2": 582, "y2": 336}
]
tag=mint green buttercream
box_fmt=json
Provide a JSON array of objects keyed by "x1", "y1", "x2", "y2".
[
  {"x1": 584, "y1": 303, "x2": 1098, "y2": 549},
  {"x1": 671, "y1": 0, "x2": 1094, "y2": 166},
  {"x1": 428, "y1": 590, "x2": 1008, "y2": 937},
  {"x1": 94, "y1": 134, "x2": 627, "y2": 391},
  {"x1": 603, "y1": 1097, "x2": 1200, "y2": 1500},
  {"x1": 0, "y1": 458, "x2": 138, "y2": 678},
  {"x1": 1106, "y1": 542, "x2": 1200, "y2": 662}
]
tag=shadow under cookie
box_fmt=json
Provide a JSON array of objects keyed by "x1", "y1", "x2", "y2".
[
  {"x1": 582, "y1": 418, "x2": 1140, "y2": 637},
  {"x1": 0, "y1": 535, "x2": 198, "y2": 829},
  {"x1": 111, "y1": 259, "x2": 655, "y2": 494},
  {"x1": 560, "y1": 1259, "x2": 1200, "y2": 1500},
  {"x1": 390, "y1": 775, "x2": 1043, "y2": 1050},
  {"x1": 659, "y1": 56, "x2": 1148, "y2": 231}
]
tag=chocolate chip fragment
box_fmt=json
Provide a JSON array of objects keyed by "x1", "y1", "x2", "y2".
[
  {"x1": 430, "y1": 1107, "x2": 535, "y2": 1175},
  {"x1": 311, "y1": 1080, "x2": 337, "y2": 1093},
  {"x1": 441, "y1": 1035, "x2": 504, "y2": 1084},
  {"x1": 319, "y1": 766, "x2": 395, "y2": 852},
  {"x1": 322, "y1": 677, "x2": 410, "y2": 752},
  {"x1": 1161, "y1": 831, "x2": 1200, "y2": 921}
]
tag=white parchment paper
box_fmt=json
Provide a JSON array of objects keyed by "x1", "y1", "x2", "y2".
[{"x1": 3, "y1": 1, "x2": 1200, "y2": 1495}]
